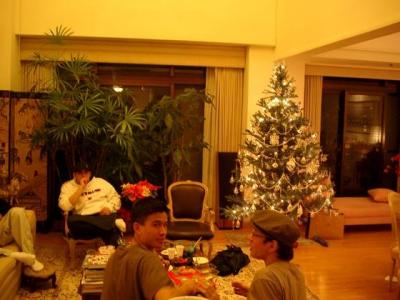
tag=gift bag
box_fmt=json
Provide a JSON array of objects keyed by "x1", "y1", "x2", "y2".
[{"x1": 309, "y1": 211, "x2": 344, "y2": 239}]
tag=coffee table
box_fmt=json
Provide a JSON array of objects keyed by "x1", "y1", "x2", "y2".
[{"x1": 79, "y1": 253, "x2": 111, "y2": 300}]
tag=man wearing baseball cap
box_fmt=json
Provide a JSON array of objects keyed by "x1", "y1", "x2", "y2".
[{"x1": 232, "y1": 210, "x2": 306, "y2": 299}]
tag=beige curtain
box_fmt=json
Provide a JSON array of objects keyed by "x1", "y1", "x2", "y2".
[
  {"x1": 304, "y1": 75, "x2": 323, "y2": 135},
  {"x1": 203, "y1": 67, "x2": 245, "y2": 211},
  {"x1": 21, "y1": 61, "x2": 54, "y2": 92}
]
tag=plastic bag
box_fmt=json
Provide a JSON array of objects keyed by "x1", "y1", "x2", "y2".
[{"x1": 210, "y1": 245, "x2": 250, "y2": 276}]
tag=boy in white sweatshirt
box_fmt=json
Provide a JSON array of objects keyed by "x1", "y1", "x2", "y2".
[{"x1": 59, "y1": 162, "x2": 124, "y2": 246}]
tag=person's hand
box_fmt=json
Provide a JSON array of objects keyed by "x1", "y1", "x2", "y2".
[
  {"x1": 160, "y1": 256, "x2": 170, "y2": 270},
  {"x1": 99, "y1": 207, "x2": 112, "y2": 215},
  {"x1": 79, "y1": 177, "x2": 89, "y2": 187},
  {"x1": 179, "y1": 279, "x2": 198, "y2": 295},
  {"x1": 183, "y1": 278, "x2": 219, "y2": 300},
  {"x1": 232, "y1": 280, "x2": 249, "y2": 297},
  {"x1": 196, "y1": 278, "x2": 220, "y2": 300}
]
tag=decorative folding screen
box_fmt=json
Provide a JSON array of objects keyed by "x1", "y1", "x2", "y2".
[
  {"x1": 0, "y1": 92, "x2": 47, "y2": 221},
  {"x1": 0, "y1": 93, "x2": 10, "y2": 179}
]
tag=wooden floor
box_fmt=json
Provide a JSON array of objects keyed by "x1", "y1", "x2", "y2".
[
  {"x1": 37, "y1": 223, "x2": 397, "y2": 299},
  {"x1": 212, "y1": 224, "x2": 396, "y2": 300}
]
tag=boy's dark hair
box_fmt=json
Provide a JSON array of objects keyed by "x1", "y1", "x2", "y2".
[
  {"x1": 276, "y1": 240, "x2": 294, "y2": 261},
  {"x1": 131, "y1": 197, "x2": 169, "y2": 225},
  {"x1": 72, "y1": 161, "x2": 92, "y2": 173},
  {"x1": 263, "y1": 235, "x2": 294, "y2": 261}
]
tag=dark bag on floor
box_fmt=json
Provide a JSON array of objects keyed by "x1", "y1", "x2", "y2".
[{"x1": 210, "y1": 244, "x2": 250, "y2": 276}]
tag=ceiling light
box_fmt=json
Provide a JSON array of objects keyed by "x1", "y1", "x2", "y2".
[{"x1": 113, "y1": 85, "x2": 123, "y2": 93}]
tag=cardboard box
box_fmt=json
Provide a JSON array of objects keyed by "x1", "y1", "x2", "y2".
[{"x1": 309, "y1": 211, "x2": 344, "y2": 239}]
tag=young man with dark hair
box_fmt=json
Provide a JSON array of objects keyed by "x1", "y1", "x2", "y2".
[
  {"x1": 232, "y1": 210, "x2": 306, "y2": 300},
  {"x1": 58, "y1": 162, "x2": 124, "y2": 246},
  {"x1": 102, "y1": 197, "x2": 219, "y2": 300}
]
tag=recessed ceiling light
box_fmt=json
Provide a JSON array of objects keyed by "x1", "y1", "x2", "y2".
[{"x1": 113, "y1": 85, "x2": 123, "y2": 93}]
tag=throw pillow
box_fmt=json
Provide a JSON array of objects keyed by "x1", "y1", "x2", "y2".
[{"x1": 368, "y1": 188, "x2": 393, "y2": 203}]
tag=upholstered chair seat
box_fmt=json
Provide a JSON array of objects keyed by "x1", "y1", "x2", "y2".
[{"x1": 167, "y1": 221, "x2": 214, "y2": 240}]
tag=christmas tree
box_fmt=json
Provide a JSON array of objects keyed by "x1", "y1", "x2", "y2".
[{"x1": 225, "y1": 63, "x2": 333, "y2": 221}]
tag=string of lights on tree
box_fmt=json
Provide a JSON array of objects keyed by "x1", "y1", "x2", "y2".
[{"x1": 224, "y1": 63, "x2": 334, "y2": 221}]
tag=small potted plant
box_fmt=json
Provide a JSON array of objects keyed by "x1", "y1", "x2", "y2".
[{"x1": 384, "y1": 153, "x2": 400, "y2": 192}]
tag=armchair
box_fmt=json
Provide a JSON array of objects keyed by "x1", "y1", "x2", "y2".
[
  {"x1": 166, "y1": 180, "x2": 215, "y2": 258},
  {"x1": 388, "y1": 192, "x2": 400, "y2": 292}
]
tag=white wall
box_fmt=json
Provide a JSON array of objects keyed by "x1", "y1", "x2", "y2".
[
  {"x1": 276, "y1": 0, "x2": 400, "y2": 59},
  {"x1": 0, "y1": 0, "x2": 20, "y2": 90},
  {"x1": 18, "y1": 0, "x2": 276, "y2": 46},
  {"x1": 244, "y1": 46, "x2": 275, "y2": 129}
]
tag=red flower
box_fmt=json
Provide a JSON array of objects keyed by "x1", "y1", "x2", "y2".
[
  {"x1": 121, "y1": 180, "x2": 160, "y2": 202},
  {"x1": 385, "y1": 154, "x2": 400, "y2": 176}
]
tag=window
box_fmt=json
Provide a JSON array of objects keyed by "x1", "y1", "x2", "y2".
[
  {"x1": 96, "y1": 63, "x2": 206, "y2": 181},
  {"x1": 321, "y1": 78, "x2": 400, "y2": 196}
]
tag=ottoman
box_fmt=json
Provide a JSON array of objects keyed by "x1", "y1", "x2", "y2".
[{"x1": 22, "y1": 264, "x2": 57, "y2": 292}]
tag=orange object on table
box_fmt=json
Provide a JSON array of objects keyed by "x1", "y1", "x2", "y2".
[
  {"x1": 168, "y1": 271, "x2": 182, "y2": 285},
  {"x1": 168, "y1": 267, "x2": 203, "y2": 285}
]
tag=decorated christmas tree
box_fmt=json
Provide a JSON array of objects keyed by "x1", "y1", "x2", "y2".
[{"x1": 225, "y1": 63, "x2": 334, "y2": 221}]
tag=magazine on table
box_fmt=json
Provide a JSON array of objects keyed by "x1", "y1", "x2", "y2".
[{"x1": 82, "y1": 254, "x2": 111, "y2": 269}]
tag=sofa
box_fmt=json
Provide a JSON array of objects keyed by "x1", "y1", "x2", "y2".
[
  {"x1": 333, "y1": 196, "x2": 391, "y2": 226},
  {"x1": 0, "y1": 209, "x2": 36, "y2": 300}
]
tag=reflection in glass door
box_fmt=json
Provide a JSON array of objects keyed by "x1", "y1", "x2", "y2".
[{"x1": 340, "y1": 94, "x2": 384, "y2": 195}]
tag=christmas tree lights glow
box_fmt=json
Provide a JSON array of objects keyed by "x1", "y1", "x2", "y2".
[{"x1": 225, "y1": 63, "x2": 334, "y2": 220}]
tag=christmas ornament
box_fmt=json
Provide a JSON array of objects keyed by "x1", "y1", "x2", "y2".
[
  {"x1": 286, "y1": 158, "x2": 296, "y2": 172},
  {"x1": 270, "y1": 133, "x2": 279, "y2": 145}
]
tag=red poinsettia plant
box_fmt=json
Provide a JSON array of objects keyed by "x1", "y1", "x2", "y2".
[
  {"x1": 384, "y1": 154, "x2": 400, "y2": 176},
  {"x1": 121, "y1": 180, "x2": 161, "y2": 202},
  {"x1": 118, "y1": 180, "x2": 161, "y2": 231}
]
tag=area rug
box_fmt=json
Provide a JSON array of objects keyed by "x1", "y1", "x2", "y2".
[
  {"x1": 17, "y1": 243, "x2": 87, "y2": 300},
  {"x1": 17, "y1": 237, "x2": 318, "y2": 300}
]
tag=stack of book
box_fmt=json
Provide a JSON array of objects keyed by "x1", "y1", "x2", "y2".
[
  {"x1": 80, "y1": 254, "x2": 111, "y2": 294},
  {"x1": 81, "y1": 269, "x2": 105, "y2": 293}
]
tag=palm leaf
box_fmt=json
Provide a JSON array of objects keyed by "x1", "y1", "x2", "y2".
[
  {"x1": 77, "y1": 90, "x2": 105, "y2": 117},
  {"x1": 45, "y1": 25, "x2": 73, "y2": 44}
]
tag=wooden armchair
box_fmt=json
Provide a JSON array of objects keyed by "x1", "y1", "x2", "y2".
[
  {"x1": 63, "y1": 211, "x2": 103, "y2": 261},
  {"x1": 388, "y1": 191, "x2": 400, "y2": 292},
  {"x1": 166, "y1": 180, "x2": 215, "y2": 258}
]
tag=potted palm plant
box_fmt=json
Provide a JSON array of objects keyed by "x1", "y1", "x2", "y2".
[{"x1": 31, "y1": 26, "x2": 211, "y2": 195}]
